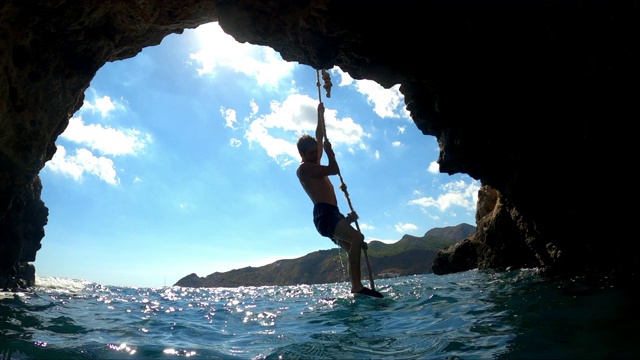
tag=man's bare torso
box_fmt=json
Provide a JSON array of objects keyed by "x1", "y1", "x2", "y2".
[{"x1": 297, "y1": 162, "x2": 338, "y2": 206}]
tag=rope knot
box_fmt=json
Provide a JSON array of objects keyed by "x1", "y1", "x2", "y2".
[{"x1": 321, "y1": 69, "x2": 332, "y2": 98}]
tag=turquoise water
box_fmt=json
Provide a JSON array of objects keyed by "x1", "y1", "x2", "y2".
[{"x1": 1, "y1": 269, "x2": 636, "y2": 359}]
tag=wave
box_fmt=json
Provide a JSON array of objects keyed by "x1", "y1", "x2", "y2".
[{"x1": 33, "y1": 275, "x2": 92, "y2": 293}]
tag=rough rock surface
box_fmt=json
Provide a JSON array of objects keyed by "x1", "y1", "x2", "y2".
[{"x1": 1, "y1": 0, "x2": 638, "y2": 289}]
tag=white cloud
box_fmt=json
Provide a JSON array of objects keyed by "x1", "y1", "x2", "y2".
[
  {"x1": 333, "y1": 68, "x2": 354, "y2": 87},
  {"x1": 61, "y1": 116, "x2": 150, "y2": 156},
  {"x1": 408, "y1": 179, "x2": 480, "y2": 212},
  {"x1": 392, "y1": 141, "x2": 401, "y2": 147},
  {"x1": 189, "y1": 25, "x2": 400, "y2": 168},
  {"x1": 79, "y1": 95, "x2": 123, "y2": 118},
  {"x1": 221, "y1": 107, "x2": 238, "y2": 129},
  {"x1": 46, "y1": 146, "x2": 119, "y2": 185},
  {"x1": 331, "y1": 67, "x2": 410, "y2": 120},
  {"x1": 359, "y1": 223, "x2": 375, "y2": 230},
  {"x1": 46, "y1": 96, "x2": 151, "y2": 184},
  {"x1": 191, "y1": 23, "x2": 295, "y2": 88},
  {"x1": 249, "y1": 99, "x2": 259, "y2": 117},
  {"x1": 428, "y1": 161, "x2": 440, "y2": 174},
  {"x1": 245, "y1": 119, "x2": 297, "y2": 167},
  {"x1": 355, "y1": 80, "x2": 404, "y2": 119},
  {"x1": 395, "y1": 222, "x2": 418, "y2": 233},
  {"x1": 242, "y1": 93, "x2": 368, "y2": 167}
]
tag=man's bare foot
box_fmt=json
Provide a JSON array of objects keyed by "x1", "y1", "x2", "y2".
[{"x1": 352, "y1": 287, "x2": 383, "y2": 298}]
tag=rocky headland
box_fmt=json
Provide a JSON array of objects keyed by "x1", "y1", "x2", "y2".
[{"x1": 175, "y1": 223, "x2": 476, "y2": 288}]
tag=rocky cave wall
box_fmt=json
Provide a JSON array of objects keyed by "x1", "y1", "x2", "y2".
[{"x1": 1, "y1": 0, "x2": 638, "y2": 289}]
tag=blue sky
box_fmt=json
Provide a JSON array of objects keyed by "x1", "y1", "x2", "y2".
[{"x1": 36, "y1": 22, "x2": 480, "y2": 288}]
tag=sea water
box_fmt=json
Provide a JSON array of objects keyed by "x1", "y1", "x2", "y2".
[{"x1": 1, "y1": 269, "x2": 637, "y2": 359}]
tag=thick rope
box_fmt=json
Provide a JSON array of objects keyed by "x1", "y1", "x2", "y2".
[{"x1": 315, "y1": 69, "x2": 376, "y2": 291}]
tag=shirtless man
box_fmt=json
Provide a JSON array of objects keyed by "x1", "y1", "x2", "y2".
[{"x1": 296, "y1": 103, "x2": 383, "y2": 298}]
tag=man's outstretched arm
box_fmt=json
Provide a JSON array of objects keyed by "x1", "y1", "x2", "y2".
[{"x1": 315, "y1": 102, "x2": 325, "y2": 163}]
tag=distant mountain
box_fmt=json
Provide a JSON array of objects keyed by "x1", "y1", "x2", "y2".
[
  {"x1": 424, "y1": 223, "x2": 475, "y2": 240},
  {"x1": 175, "y1": 223, "x2": 475, "y2": 288}
]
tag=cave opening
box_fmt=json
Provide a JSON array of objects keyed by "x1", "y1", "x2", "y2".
[{"x1": 35, "y1": 22, "x2": 479, "y2": 288}]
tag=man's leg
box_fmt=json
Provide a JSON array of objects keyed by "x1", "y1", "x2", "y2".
[{"x1": 332, "y1": 219, "x2": 365, "y2": 293}]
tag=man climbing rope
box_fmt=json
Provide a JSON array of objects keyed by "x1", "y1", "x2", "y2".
[{"x1": 296, "y1": 102, "x2": 383, "y2": 298}]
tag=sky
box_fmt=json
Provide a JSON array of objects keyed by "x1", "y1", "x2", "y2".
[{"x1": 36, "y1": 22, "x2": 480, "y2": 288}]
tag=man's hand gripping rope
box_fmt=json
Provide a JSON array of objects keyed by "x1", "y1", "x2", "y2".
[{"x1": 345, "y1": 211, "x2": 368, "y2": 250}]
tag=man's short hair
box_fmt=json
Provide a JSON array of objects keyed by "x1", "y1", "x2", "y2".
[{"x1": 297, "y1": 134, "x2": 316, "y2": 153}]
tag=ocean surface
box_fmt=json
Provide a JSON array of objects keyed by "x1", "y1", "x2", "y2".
[{"x1": 1, "y1": 269, "x2": 637, "y2": 359}]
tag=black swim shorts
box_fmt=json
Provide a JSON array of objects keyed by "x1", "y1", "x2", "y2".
[{"x1": 313, "y1": 202, "x2": 345, "y2": 245}]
